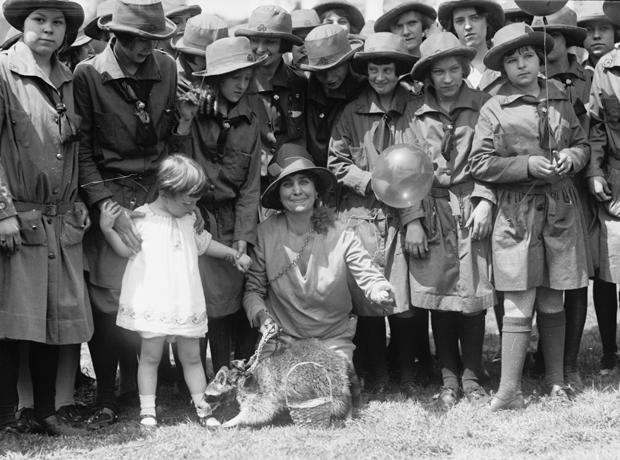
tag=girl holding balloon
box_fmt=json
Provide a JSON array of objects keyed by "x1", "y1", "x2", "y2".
[
  {"x1": 405, "y1": 31, "x2": 496, "y2": 410},
  {"x1": 469, "y1": 22, "x2": 589, "y2": 410}
]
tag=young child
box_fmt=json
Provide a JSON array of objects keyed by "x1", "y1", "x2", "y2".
[
  {"x1": 100, "y1": 154, "x2": 252, "y2": 427},
  {"x1": 469, "y1": 23, "x2": 590, "y2": 410}
]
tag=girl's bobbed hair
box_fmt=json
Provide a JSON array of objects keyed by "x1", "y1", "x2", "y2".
[{"x1": 156, "y1": 154, "x2": 207, "y2": 198}]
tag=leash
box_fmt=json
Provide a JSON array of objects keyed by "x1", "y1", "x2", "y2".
[{"x1": 245, "y1": 323, "x2": 279, "y2": 375}]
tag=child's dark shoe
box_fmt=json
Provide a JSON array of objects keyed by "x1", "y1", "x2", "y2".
[
  {"x1": 489, "y1": 391, "x2": 525, "y2": 411},
  {"x1": 86, "y1": 406, "x2": 118, "y2": 430},
  {"x1": 14, "y1": 408, "x2": 42, "y2": 434},
  {"x1": 39, "y1": 415, "x2": 86, "y2": 436},
  {"x1": 564, "y1": 370, "x2": 584, "y2": 393},
  {"x1": 548, "y1": 384, "x2": 572, "y2": 402},
  {"x1": 435, "y1": 387, "x2": 459, "y2": 410},
  {"x1": 57, "y1": 404, "x2": 88, "y2": 426},
  {"x1": 464, "y1": 385, "x2": 489, "y2": 405}
]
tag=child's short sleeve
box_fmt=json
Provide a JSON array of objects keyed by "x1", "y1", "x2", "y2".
[{"x1": 195, "y1": 230, "x2": 213, "y2": 256}]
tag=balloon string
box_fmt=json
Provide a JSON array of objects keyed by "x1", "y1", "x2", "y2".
[{"x1": 543, "y1": 19, "x2": 552, "y2": 162}]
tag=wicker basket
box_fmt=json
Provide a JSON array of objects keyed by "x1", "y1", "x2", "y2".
[{"x1": 284, "y1": 361, "x2": 333, "y2": 429}]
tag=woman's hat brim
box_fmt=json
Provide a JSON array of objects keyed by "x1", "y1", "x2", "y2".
[
  {"x1": 352, "y1": 49, "x2": 418, "y2": 73},
  {"x1": 170, "y1": 34, "x2": 203, "y2": 55},
  {"x1": 299, "y1": 40, "x2": 362, "y2": 71},
  {"x1": 261, "y1": 166, "x2": 337, "y2": 210},
  {"x1": 165, "y1": 5, "x2": 200, "y2": 19},
  {"x1": 192, "y1": 52, "x2": 268, "y2": 78},
  {"x1": 235, "y1": 28, "x2": 303, "y2": 46},
  {"x1": 374, "y1": 3, "x2": 437, "y2": 33},
  {"x1": 313, "y1": 1, "x2": 365, "y2": 34},
  {"x1": 438, "y1": 0, "x2": 505, "y2": 32},
  {"x1": 531, "y1": 25, "x2": 587, "y2": 48},
  {"x1": 410, "y1": 46, "x2": 476, "y2": 81},
  {"x1": 484, "y1": 31, "x2": 554, "y2": 71},
  {"x1": 3, "y1": 0, "x2": 84, "y2": 43},
  {"x1": 98, "y1": 14, "x2": 177, "y2": 40}
]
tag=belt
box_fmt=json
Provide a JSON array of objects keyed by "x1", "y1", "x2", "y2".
[
  {"x1": 13, "y1": 201, "x2": 73, "y2": 216},
  {"x1": 498, "y1": 178, "x2": 573, "y2": 195}
]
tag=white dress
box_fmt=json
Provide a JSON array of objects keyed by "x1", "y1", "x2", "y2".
[{"x1": 116, "y1": 204, "x2": 212, "y2": 337}]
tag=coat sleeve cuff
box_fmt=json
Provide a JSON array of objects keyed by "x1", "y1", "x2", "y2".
[
  {"x1": 399, "y1": 204, "x2": 424, "y2": 226},
  {"x1": 244, "y1": 294, "x2": 267, "y2": 327},
  {"x1": 343, "y1": 168, "x2": 372, "y2": 196},
  {"x1": 471, "y1": 182, "x2": 496, "y2": 205},
  {"x1": 0, "y1": 185, "x2": 16, "y2": 220}
]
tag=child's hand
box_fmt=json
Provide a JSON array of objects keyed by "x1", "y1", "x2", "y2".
[
  {"x1": 99, "y1": 200, "x2": 122, "y2": 231},
  {"x1": 370, "y1": 283, "x2": 396, "y2": 314},
  {"x1": 233, "y1": 253, "x2": 252, "y2": 272},
  {"x1": 553, "y1": 150, "x2": 573, "y2": 176},
  {"x1": 527, "y1": 156, "x2": 555, "y2": 179}
]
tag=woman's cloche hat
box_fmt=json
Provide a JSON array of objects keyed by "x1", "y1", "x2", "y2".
[
  {"x1": 235, "y1": 5, "x2": 303, "y2": 47},
  {"x1": 437, "y1": 0, "x2": 505, "y2": 33},
  {"x1": 171, "y1": 13, "x2": 228, "y2": 56},
  {"x1": 374, "y1": 0, "x2": 437, "y2": 33},
  {"x1": 193, "y1": 36, "x2": 267, "y2": 78},
  {"x1": 98, "y1": 0, "x2": 177, "y2": 40},
  {"x1": 299, "y1": 24, "x2": 362, "y2": 72},
  {"x1": 262, "y1": 143, "x2": 336, "y2": 210},
  {"x1": 483, "y1": 22, "x2": 554, "y2": 71},
  {"x1": 410, "y1": 31, "x2": 476, "y2": 81},
  {"x1": 312, "y1": 0, "x2": 365, "y2": 35},
  {"x1": 530, "y1": 6, "x2": 586, "y2": 48},
  {"x1": 84, "y1": 0, "x2": 114, "y2": 40},
  {"x1": 353, "y1": 32, "x2": 418, "y2": 73},
  {"x1": 3, "y1": 0, "x2": 84, "y2": 45}
]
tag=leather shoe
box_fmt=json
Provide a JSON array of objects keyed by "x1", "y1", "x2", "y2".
[
  {"x1": 489, "y1": 391, "x2": 525, "y2": 412},
  {"x1": 435, "y1": 387, "x2": 459, "y2": 410},
  {"x1": 39, "y1": 415, "x2": 86, "y2": 436}
]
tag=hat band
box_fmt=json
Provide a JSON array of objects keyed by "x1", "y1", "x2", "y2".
[
  {"x1": 113, "y1": 2, "x2": 166, "y2": 33},
  {"x1": 208, "y1": 51, "x2": 255, "y2": 73},
  {"x1": 307, "y1": 46, "x2": 351, "y2": 67},
  {"x1": 248, "y1": 22, "x2": 292, "y2": 35}
]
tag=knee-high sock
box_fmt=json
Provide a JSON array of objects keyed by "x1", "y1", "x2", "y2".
[
  {"x1": 459, "y1": 312, "x2": 486, "y2": 392},
  {"x1": 564, "y1": 288, "x2": 587, "y2": 372},
  {"x1": 537, "y1": 311, "x2": 566, "y2": 387},
  {"x1": 496, "y1": 316, "x2": 532, "y2": 397},
  {"x1": 431, "y1": 311, "x2": 460, "y2": 390},
  {"x1": 592, "y1": 279, "x2": 618, "y2": 357}
]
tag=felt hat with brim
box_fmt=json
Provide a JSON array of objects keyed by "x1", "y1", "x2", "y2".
[
  {"x1": 192, "y1": 36, "x2": 267, "y2": 78},
  {"x1": 374, "y1": 0, "x2": 437, "y2": 33},
  {"x1": 410, "y1": 31, "x2": 476, "y2": 80},
  {"x1": 299, "y1": 24, "x2": 361, "y2": 71},
  {"x1": 171, "y1": 13, "x2": 228, "y2": 56},
  {"x1": 98, "y1": 0, "x2": 177, "y2": 40},
  {"x1": 438, "y1": 0, "x2": 505, "y2": 32},
  {"x1": 353, "y1": 32, "x2": 418, "y2": 73},
  {"x1": 291, "y1": 9, "x2": 320, "y2": 34},
  {"x1": 161, "y1": 0, "x2": 200, "y2": 19},
  {"x1": 603, "y1": 1, "x2": 620, "y2": 27},
  {"x1": 484, "y1": 22, "x2": 554, "y2": 71},
  {"x1": 235, "y1": 5, "x2": 303, "y2": 46},
  {"x1": 574, "y1": 1, "x2": 610, "y2": 26},
  {"x1": 531, "y1": 6, "x2": 586, "y2": 48},
  {"x1": 67, "y1": 28, "x2": 92, "y2": 48},
  {"x1": 84, "y1": 0, "x2": 114, "y2": 40},
  {"x1": 3, "y1": 0, "x2": 84, "y2": 45},
  {"x1": 0, "y1": 26, "x2": 21, "y2": 51},
  {"x1": 261, "y1": 143, "x2": 336, "y2": 210},
  {"x1": 313, "y1": 0, "x2": 365, "y2": 34}
]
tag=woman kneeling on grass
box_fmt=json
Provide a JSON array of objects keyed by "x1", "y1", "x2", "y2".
[
  {"x1": 470, "y1": 23, "x2": 590, "y2": 410},
  {"x1": 100, "y1": 155, "x2": 252, "y2": 428}
]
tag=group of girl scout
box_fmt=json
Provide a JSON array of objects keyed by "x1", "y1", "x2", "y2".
[{"x1": 0, "y1": 0, "x2": 619, "y2": 435}]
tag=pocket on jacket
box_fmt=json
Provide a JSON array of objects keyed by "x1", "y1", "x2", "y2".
[
  {"x1": 17, "y1": 210, "x2": 46, "y2": 245},
  {"x1": 602, "y1": 97, "x2": 620, "y2": 123},
  {"x1": 603, "y1": 166, "x2": 620, "y2": 218},
  {"x1": 60, "y1": 205, "x2": 87, "y2": 247},
  {"x1": 219, "y1": 148, "x2": 252, "y2": 189}
]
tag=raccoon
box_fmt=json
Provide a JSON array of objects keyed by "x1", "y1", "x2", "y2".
[{"x1": 205, "y1": 338, "x2": 359, "y2": 428}]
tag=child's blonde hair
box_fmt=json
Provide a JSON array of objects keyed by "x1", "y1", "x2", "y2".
[{"x1": 156, "y1": 154, "x2": 207, "y2": 198}]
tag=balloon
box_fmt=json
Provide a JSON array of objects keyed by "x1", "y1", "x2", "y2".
[
  {"x1": 371, "y1": 143, "x2": 433, "y2": 208},
  {"x1": 514, "y1": 0, "x2": 567, "y2": 17}
]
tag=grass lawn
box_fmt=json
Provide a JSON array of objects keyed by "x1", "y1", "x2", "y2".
[{"x1": 2, "y1": 292, "x2": 620, "y2": 460}]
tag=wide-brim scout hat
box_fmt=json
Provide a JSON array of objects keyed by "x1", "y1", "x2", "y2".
[
  {"x1": 161, "y1": 0, "x2": 200, "y2": 19},
  {"x1": 261, "y1": 143, "x2": 336, "y2": 210},
  {"x1": 84, "y1": 0, "x2": 114, "y2": 40},
  {"x1": 531, "y1": 6, "x2": 586, "y2": 48},
  {"x1": 438, "y1": 0, "x2": 505, "y2": 32},
  {"x1": 484, "y1": 22, "x2": 554, "y2": 71},
  {"x1": 291, "y1": 8, "x2": 320, "y2": 35},
  {"x1": 353, "y1": 32, "x2": 418, "y2": 73},
  {"x1": 171, "y1": 13, "x2": 228, "y2": 56},
  {"x1": 98, "y1": 0, "x2": 177, "y2": 40},
  {"x1": 193, "y1": 36, "x2": 268, "y2": 78},
  {"x1": 603, "y1": 1, "x2": 620, "y2": 27},
  {"x1": 313, "y1": 0, "x2": 365, "y2": 34},
  {"x1": 299, "y1": 24, "x2": 361, "y2": 71},
  {"x1": 3, "y1": 0, "x2": 84, "y2": 45},
  {"x1": 410, "y1": 31, "x2": 476, "y2": 80},
  {"x1": 374, "y1": 0, "x2": 437, "y2": 33},
  {"x1": 67, "y1": 28, "x2": 92, "y2": 48},
  {"x1": 497, "y1": 0, "x2": 531, "y2": 21},
  {"x1": 574, "y1": 1, "x2": 610, "y2": 26},
  {"x1": 235, "y1": 5, "x2": 303, "y2": 46}
]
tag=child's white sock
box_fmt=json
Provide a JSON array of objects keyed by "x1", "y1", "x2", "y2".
[
  {"x1": 191, "y1": 393, "x2": 212, "y2": 418},
  {"x1": 139, "y1": 394, "x2": 156, "y2": 417}
]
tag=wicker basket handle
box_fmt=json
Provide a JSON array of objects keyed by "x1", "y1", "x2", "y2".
[{"x1": 284, "y1": 361, "x2": 333, "y2": 408}]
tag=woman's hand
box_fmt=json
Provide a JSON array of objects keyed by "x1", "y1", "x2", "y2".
[
  {"x1": 528, "y1": 156, "x2": 555, "y2": 179},
  {"x1": 75, "y1": 202, "x2": 91, "y2": 231},
  {"x1": 100, "y1": 200, "x2": 144, "y2": 253},
  {"x1": 233, "y1": 240, "x2": 247, "y2": 258},
  {"x1": 588, "y1": 176, "x2": 612, "y2": 202},
  {"x1": 0, "y1": 216, "x2": 20, "y2": 254},
  {"x1": 233, "y1": 253, "x2": 252, "y2": 272},
  {"x1": 404, "y1": 220, "x2": 428, "y2": 259},
  {"x1": 370, "y1": 283, "x2": 396, "y2": 314},
  {"x1": 553, "y1": 150, "x2": 573, "y2": 176},
  {"x1": 466, "y1": 199, "x2": 493, "y2": 240},
  {"x1": 99, "y1": 200, "x2": 122, "y2": 232}
]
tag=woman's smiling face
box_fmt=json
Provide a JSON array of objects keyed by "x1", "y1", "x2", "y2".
[{"x1": 279, "y1": 173, "x2": 317, "y2": 214}]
